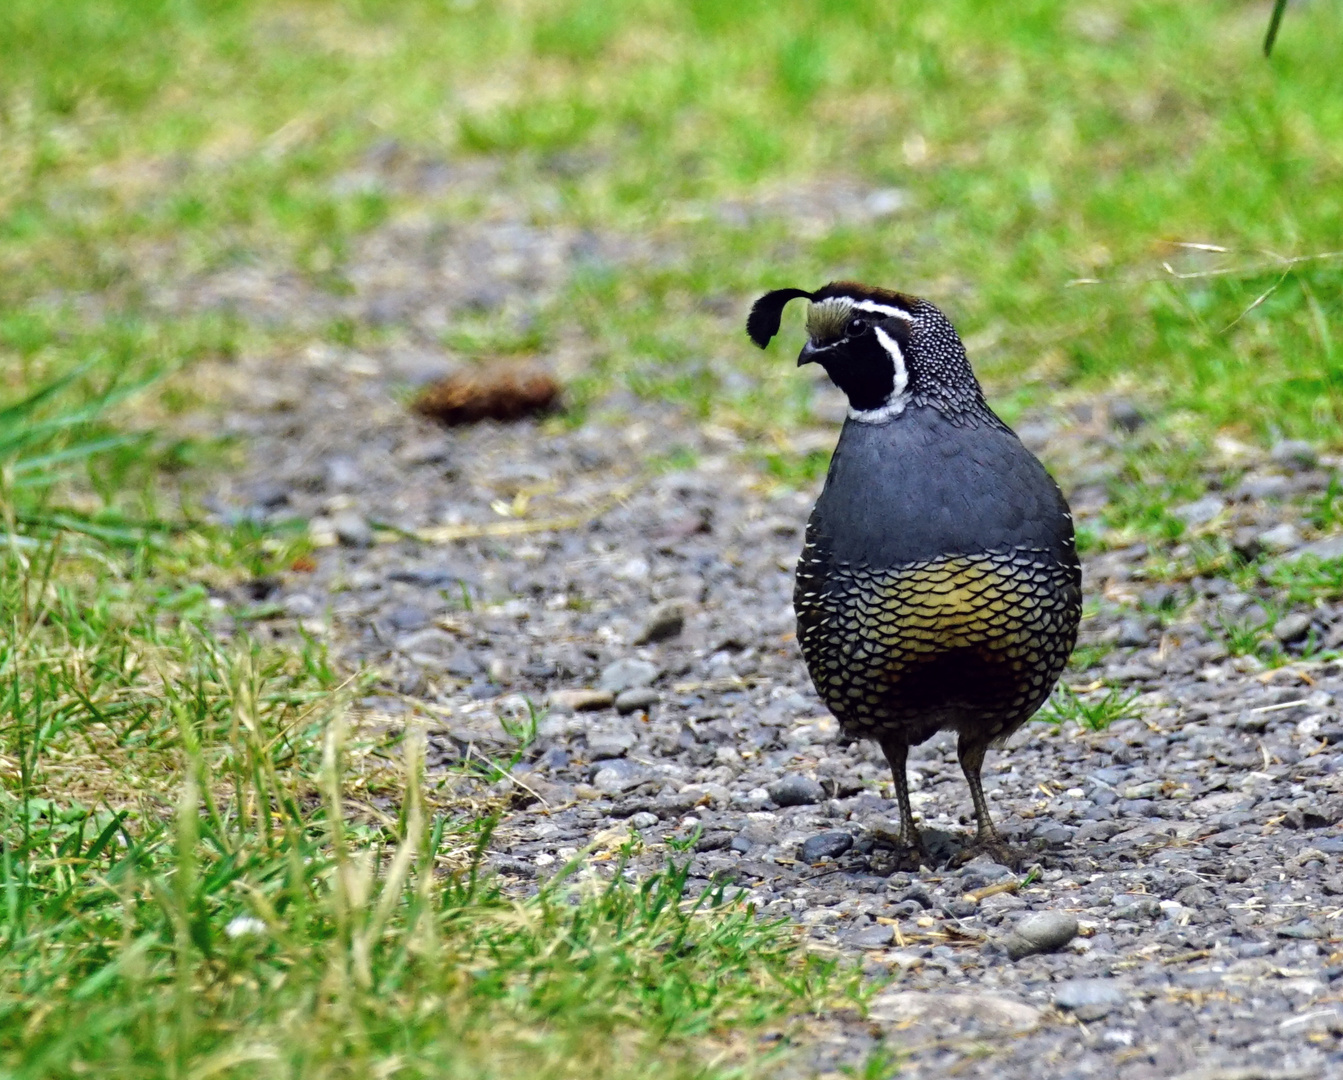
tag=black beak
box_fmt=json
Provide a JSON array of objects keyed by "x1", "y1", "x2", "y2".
[{"x1": 797, "y1": 341, "x2": 821, "y2": 367}]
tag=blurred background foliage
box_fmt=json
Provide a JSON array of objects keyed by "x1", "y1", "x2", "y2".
[{"x1": 1, "y1": 0, "x2": 1342, "y2": 445}]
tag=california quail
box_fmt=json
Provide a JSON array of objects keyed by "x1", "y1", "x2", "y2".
[{"x1": 748, "y1": 281, "x2": 1082, "y2": 860}]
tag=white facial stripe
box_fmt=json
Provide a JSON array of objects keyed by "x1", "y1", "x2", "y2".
[
  {"x1": 851, "y1": 299, "x2": 914, "y2": 321},
  {"x1": 874, "y1": 325, "x2": 909, "y2": 397},
  {"x1": 848, "y1": 325, "x2": 910, "y2": 423}
]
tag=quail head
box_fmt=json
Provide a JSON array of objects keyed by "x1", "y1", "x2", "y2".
[{"x1": 748, "y1": 281, "x2": 1082, "y2": 864}]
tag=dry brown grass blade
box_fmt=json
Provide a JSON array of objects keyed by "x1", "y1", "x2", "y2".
[{"x1": 413, "y1": 480, "x2": 643, "y2": 544}]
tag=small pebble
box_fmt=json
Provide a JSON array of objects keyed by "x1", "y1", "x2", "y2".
[
  {"x1": 591, "y1": 760, "x2": 645, "y2": 794},
  {"x1": 615, "y1": 687, "x2": 660, "y2": 714},
  {"x1": 1273, "y1": 611, "x2": 1312, "y2": 643},
  {"x1": 848, "y1": 923, "x2": 895, "y2": 948},
  {"x1": 1109, "y1": 399, "x2": 1144, "y2": 432},
  {"x1": 443, "y1": 650, "x2": 482, "y2": 678},
  {"x1": 1110, "y1": 895, "x2": 1161, "y2": 922},
  {"x1": 1115, "y1": 618, "x2": 1151, "y2": 647},
  {"x1": 284, "y1": 594, "x2": 319, "y2": 618},
  {"x1": 549, "y1": 688, "x2": 615, "y2": 713},
  {"x1": 1259, "y1": 523, "x2": 1304, "y2": 554},
  {"x1": 386, "y1": 604, "x2": 429, "y2": 631},
  {"x1": 1271, "y1": 439, "x2": 1317, "y2": 468},
  {"x1": 250, "y1": 481, "x2": 290, "y2": 508},
  {"x1": 587, "y1": 729, "x2": 636, "y2": 760},
  {"x1": 1234, "y1": 474, "x2": 1292, "y2": 501},
  {"x1": 632, "y1": 600, "x2": 686, "y2": 645},
  {"x1": 1053, "y1": 978, "x2": 1127, "y2": 1021},
  {"x1": 799, "y1": 831, "x2": 853, "y2": 863},
  {"x1": 598, "y1": 658, "x2": 661, "y2": 694},
  {"x1": 330, "y1": 511, "x2": 373, "y2": 548},
  {"x1": 628, "y1": 811, "x2": 659, "y2": 830},
  {"x1": 1286, "y1": 534, "x2": 1343, "y2": 563},
  {"x1": 325, "y1": 456, "x2": 362, "y2": 490},
  {"x1": 1172, "y1": 496, "x2": 1224, "y2": 526},
  {"x1": 768, "y1": 774, "x2": 825, "y2": 807},
  {"x1": 1004, "y1": 912, "x2": 1079, "y2": 960}
]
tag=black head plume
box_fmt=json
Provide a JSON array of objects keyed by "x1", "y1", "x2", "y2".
[{"x1": 746, "y1": 287, "x2": 815, "y2": 348}]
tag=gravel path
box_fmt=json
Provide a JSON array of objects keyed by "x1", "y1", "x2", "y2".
[{"x1": 188, "y1": 200, "x2": 1343, "y2": 1079}]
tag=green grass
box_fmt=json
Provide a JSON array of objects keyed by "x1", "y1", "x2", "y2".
[
  {"x1": 6, "y1": 0, "x2": 1343, "y2": 1073},
  {"x1": 1041, "y1": 682, "x2": 1143, "y2": 732},
  {"x1": 0, "y1": 544, "x2": 858, "y2": 1078}
]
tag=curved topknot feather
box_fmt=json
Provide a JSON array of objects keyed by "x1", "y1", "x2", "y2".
[{"x1": 746, "y1": 287, "x2": 815, "y2": 348}]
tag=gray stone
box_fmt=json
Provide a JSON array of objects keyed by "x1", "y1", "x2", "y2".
[
  {"x1": 1109, "y1": 399, "x2": 1145, "y2": 432},
  {"x1": 847, "y1": 923, "x2": 895, "y2": 948},
  {"x1": 1215, "y1": 591, "x2": 1253, "y2": 618},
  {"x1": 1053, "y1": 978, "x2": 1127, "y2": 1020},
  {"x1": 587, "y1": 727, "x2": 636, "y2": 760},
  {"x1": 590, "y1": 758, "x2": 646, "y2": 793},
  {"x1": 395, "y1": 436, "x2": 453, "y2": 466},
  {"x1": 598, "y1": 658, "x2": 660, "y2": 694},
  {"x1": 1172, "y1": 496, "x2": 1225, "y2": 526},
  {"x1": 1272, "y1": 439, "x2": 1318, "y2": 468},
  {"x1": 868, "y1": 990, "x2": 1042, "y2": 1033},
  {"x1": 1234, "y1": 474, "x2": 1292, "y2": 500},
  {"x1": 443, "y1": 650, "x2": 482, "y2": 678},
  {"x1": 331, "y1": 511, "x2": 373, "y2": 548},
  {"x1": 399, "y1": 627, "x2": 458, "y2": 658},
  {"x1": 1033, "y1": 822, "x2": 1075, "y2": 846},
  {"x1": 632, "y1": 600, "x2": 686, "y2": 645},
  {"x1": 284, "y1": 593, "x2": 318, "y2": 618},
  {"x1": 1274, "y1": 612, "x2": 1313, "y2": 643},
  {"x1": 614, "y1": 687, "x2": 659, "y2": 714},
  {"x1": 1111, "y1": 895, "x2": 1162, "y2": 921},
  {"x1": 628, "y1": 811, "x2": 659, "y2": 831},
  {"x1": 549, "y1": 688, "x2": 615, "y2": 713},
  {"x1": 1283, "y1": 534, "x2": 1343, "y2": 564},
  {"x1": 388, "y1": 567, "x2": 465, "y2": 588},
  {"x1": 768, "y1": 774, "x2": 825, "y2": 807},
  {"x1": 1258, "y1": 523, "x2": 1303, "y2": 553},
  {"x1": 1116, "y1": 618, "x2": 1152, "y2": 647},
  {"x1": 386, "y1": 604, "x2": 429, "y2": 631},
  {"x1": 897, "y1": 884, "x2": 934, "y2": 909},
  {"x1": 694, "y1": 830, "x2": 735, "y2": 852},
  {"x1": 981, "y1": 892, "x2": 1027, "y2": 920},
  {"x1": 1004, "y1": 911, "x2": 1079, "y2": 960},
  {"x1": 325, "y1": 456, "x2": 362, "y2": 490},
  {"x1": 799, "y1": 831, "x2": 853, "y2": 863},
  {"x1": 250, "y1": 481, "x2": 291, "y2": 508},
  {"x1": 863, "y1": 188, "x2": 909, "y2": 218}
]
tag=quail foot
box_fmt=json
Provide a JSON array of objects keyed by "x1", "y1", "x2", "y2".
[{"x1": 748, "y1": 282, "x2": 1082, "y2": 868}]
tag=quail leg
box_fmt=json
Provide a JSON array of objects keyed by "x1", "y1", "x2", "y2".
[
  {"x1": 957, "y1": 736, "x2": 998, "y2": 842},
  {"x1": 875, "y1": 736, "x2": 927, "y2": 861},
  {"x1": 957, "y1": 732, "x2": 1028, "y2": 869}
]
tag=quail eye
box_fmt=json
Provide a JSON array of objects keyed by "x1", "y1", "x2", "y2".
[{"x1": 847, "y1": 316, "x2": 870, "y2": 336}]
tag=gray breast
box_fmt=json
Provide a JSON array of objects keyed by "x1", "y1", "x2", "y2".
[{"x1": 809, "y1": 406, "x2": 1075, "y2": 569}]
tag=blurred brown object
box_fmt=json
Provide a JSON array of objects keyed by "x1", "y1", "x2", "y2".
[{"x1": 412, "y1": 365, "x2": 561, "y2": 426}]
